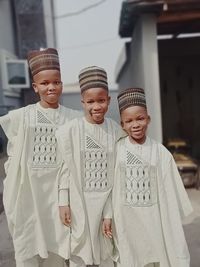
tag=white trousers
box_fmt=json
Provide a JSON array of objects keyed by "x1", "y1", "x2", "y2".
[
  {"x1": 16, "y1": 252, "x2": 66, "y2": 267},
  {"x1": 69, "y1": 258, "x2": 114, "y2": 267}
]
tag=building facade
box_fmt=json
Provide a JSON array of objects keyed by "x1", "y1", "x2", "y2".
[
  {"x1": 0, "y1": 0, "x2": 56, "y2": 114},
  {"x1": 116, "y1": 0, "x2": 200, "y2": 157}
]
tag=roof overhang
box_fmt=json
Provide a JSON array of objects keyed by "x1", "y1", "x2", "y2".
[{"x1": 119, "y1": 0, "x2": 200, "y2": 37}]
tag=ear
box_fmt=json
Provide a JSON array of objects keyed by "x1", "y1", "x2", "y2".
[
  {"x1": 147, "y1": 115, "x2": 151, "y2": 124},
  {"x1": 108, "y1": 95, "x2": 111, "y2": 105},
  {"x1": 81, "y1": 98, "x2": 85, "y2": 108},
  {"x1": 32, "y1": 83, "x2": 38, "y2": 93}
]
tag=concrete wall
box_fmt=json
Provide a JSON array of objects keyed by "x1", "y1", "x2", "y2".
[
  {"x1": 117, "y1": 15, "x2": 162, "y2": 142},
  {"x1": 0, "y1": 0, "x2": 56, "y2": 109},
  {"x1": 42, "y1": 0, "x2": 56, "y2": 48},
  {"x1": 0, "y1": 1, "x2": 15, "y2": 54},
  {"x1": 0, "y1": 3, "x2": 21, "y2": 109}
]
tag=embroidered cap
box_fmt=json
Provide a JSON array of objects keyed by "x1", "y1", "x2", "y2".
[
  {"x1": 27, "y1": 48, "x2": 60, "y2": 77},
  {"x1": 79, "y1": 66, "x2": 108, "y2": 93},
  {"x1": 117, "y1": 88, "x2": 147, "y2": 112}
]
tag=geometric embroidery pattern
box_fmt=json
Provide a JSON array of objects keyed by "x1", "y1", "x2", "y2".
[
  {"x1": 32, "y1": 111, "x2": 57, "y2": 167},
  {"x1": 37, "y1": 110, "x2": 52, "y2": 124},
  {"x1": 127, "y1": 151, "x2": 142, "y2": 165},
  {"x1": 124, "y1": 150, "x2": 157, "y2": 207},
  {"x1": 86, "y1": 135, "x2": 101, "y2": 149},
  {"x1": 84, "y1": 135, "x2": 108, "y2": 191}
]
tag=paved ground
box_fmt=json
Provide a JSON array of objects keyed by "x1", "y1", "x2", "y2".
[
  {"x1": 0, "y1": 155, "x2": 6, "y2": 214},
  {"x1": 0, "y1": 154, "x2": 200, "y2": 267}
]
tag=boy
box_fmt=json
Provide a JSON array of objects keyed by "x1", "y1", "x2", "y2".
[
  {"x1": 56, "y1": 66, "x2": 123, "y2": 267},
  {"x1": 112, "y1": 88, "x2": 193, "y2": 267},
  {"x1": 0, "y1": 48, "x2": 80, "y2": 267}
]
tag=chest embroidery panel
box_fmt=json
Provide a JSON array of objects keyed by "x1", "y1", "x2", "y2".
[
  {"x1": 123, "y1": 150, "x2": 157, "y2": 207},
  {"x1": 32, "y1": 109, "x2": 58, "y2": 168},
  {"x1": 82, "y1": 134, "x2": 110, "y2": 192}
]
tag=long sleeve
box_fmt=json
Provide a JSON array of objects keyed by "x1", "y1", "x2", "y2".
[
  {"x1": 158, "y1": 148, "x2": 192, "y2": 267},
  {"x1": 0, "y1": 109, "x2": 24, "y2": 173},
  {"x1": 102, "y1": 193, "x2": 112, "y2": 219},
  {"x1": 162, "y1": 156, "x2": 193, "y2": 219},
  {"x1": 58, "y1": 161, "x2": 70, "y2": 206}
]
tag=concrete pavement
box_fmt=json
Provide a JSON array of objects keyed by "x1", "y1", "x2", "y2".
[
  {"x1": 0, "y1": 155, "x2": 6, "y2": 214},
  {"x1": 0, "y1": 211, "x2": 15, "y2": 267},
  {"x1": 0, "y1": 153, "x2": 200, "y2": 266},
  {"x1": 0, "y1": 188, "x2": 199, "y2": 267}
]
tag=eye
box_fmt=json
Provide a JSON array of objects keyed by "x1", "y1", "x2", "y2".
[
  {"x1": 124, "y1": 119, "x2": 132, "y2": 123},
  {"x1": 40, "y1": 81, "x2": 48, "y2": 86},
  {"x1": 137, "y1": 117, "x2": 145, "y2": 121},
  {"x1": 55, "y1": 81, "x2": 62, "y2": 86},
  {"x1": 98, "y1": 99, "x2": 106, "y2": 103}
]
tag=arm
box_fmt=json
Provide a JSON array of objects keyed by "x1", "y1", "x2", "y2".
[
  {"x1": 102, "y1": 193, "x2": 112, "y2": 238},
  {"x1": 58, "y1": 161, "x2": 71, "y2": 226}
]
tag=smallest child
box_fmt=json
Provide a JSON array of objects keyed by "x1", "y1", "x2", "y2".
[{"x1": 112, "y1": 88, "x2": 193, "y2": 267}]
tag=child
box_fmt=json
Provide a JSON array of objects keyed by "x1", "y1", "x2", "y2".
[
  {"x1": 112, "y1": 88, "x2": 193, "y2": 267},
  {"x1": 56, "y1": 66, "x2": 123, "y2": 267},
  {"x1": 0, "y1": 48, "x2": 80, "y2": 267}
]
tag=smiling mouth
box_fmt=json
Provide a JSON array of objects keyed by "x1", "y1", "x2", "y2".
[{"x1": 132, "y1": 130, "x2": 142, "y2": 134}]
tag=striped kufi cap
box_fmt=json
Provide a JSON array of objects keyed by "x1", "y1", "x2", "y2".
[
  {"x1": 117, "y1": 88, "x2": 147, "y2": 112},
  {"x1": 27, "y1": 48, "x2": 60, "y2": 77},
  {"x1": 79, "y1": 66, "x2": 108, "y2": 93}
]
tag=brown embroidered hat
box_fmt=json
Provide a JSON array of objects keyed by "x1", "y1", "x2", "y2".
[
  {"x1": 79, "y1": 66, "x2": 108, "y2": 93},
  {"x1": 117, "y1": 88, "x2": 147, "y2": 112},
  {"x1": 27, "y1": 48, "x2": 60, "y2": 77}
]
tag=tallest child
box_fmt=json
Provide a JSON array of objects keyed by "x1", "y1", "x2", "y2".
[{"x1": 0, "y1": 48, "x2": 80, "y2": 267}]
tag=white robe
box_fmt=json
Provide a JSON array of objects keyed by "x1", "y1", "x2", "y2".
[
  {"x1": 0, "y1": 103, "x2": 81, "y2": 262},
  {"x1": 56, "y1": 117, "x2": 124, "y2": 266},
  {"x1": 113, "y1": 136, "x2": 193, "y2": 267}
]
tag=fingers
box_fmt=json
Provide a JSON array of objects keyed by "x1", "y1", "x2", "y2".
[
  {"x1": 104, "y1": 228, "x2": 113, "y2": 238},
  {"x1": 65, "y1": 213, "x2": 71, "y2": 227},
  {"x1": 102, "y1": 219, "x2": 113, "y2": 238},
  {"x1": 59, "y1": 206, "x2": 71, "y2": 227}
]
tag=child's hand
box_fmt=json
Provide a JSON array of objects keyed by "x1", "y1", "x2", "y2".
[
  {"x1": 59, "y1": 206, "x2": 71, "y2": 227},
  {"x1": 102, "y1": 218, "x2": 112, "y2": 238}
]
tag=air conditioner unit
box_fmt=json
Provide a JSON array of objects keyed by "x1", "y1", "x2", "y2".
[{"x1": 0, "y1": 49, "x2": 30, "y2": 90}]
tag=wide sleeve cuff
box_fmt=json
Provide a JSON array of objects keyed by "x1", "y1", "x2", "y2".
[
  {"x1": 103, "y1": 194, "x2": 112, "y2": 219},
  {"x1": 58, "y1": 189, "x2": 69, "y2": 206}
]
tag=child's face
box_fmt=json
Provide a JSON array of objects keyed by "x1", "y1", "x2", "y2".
[
  {"x1": 32, "y1": 69, "x2": 62, "y2": 108},
  {"x1": 81, "y1": 87, "x2": 110, "y2": 124},
  {"x1": 121, "y1": 106, "x2": 150, "y2": 144}
]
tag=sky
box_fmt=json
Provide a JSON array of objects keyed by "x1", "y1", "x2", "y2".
[{"x1": 53, "y1": 0, "x2": 126, "y2": 88}]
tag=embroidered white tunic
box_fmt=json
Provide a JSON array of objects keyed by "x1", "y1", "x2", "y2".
[
  {"x1": 113, "y1": 136, "x2": 193, "y2": 267},
  {"x1": 0, "y1": 103, "x2": 81, "y2": 262},
  {"x1": 56, "y1": 117, "x2": 124, "y2": 266}
]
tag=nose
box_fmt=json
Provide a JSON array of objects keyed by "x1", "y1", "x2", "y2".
[
  {"x1": 131, "y1": 120, "x2": 139, "y2": 128},
  {"x1": 48, "y1": 83, "x2": 56, "y2": 91},
  {"x1": 93, "y1": 102, "x2": 101, "y2": 110}
]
